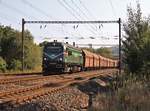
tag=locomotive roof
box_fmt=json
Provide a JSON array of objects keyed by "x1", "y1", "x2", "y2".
[
  {"x1": 45, "y1": 41, "x2": 82, "y2": 52},
  {"x1": 63, "y1": 42, "x2": 82, "y2": 52}
]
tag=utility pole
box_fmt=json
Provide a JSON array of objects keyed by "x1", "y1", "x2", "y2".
[
  {"x1": 118, "y1": 18, "x2": 121, "y2": 75},
  {"x1": 22, "y1": 18, "x2": 25, "y2": 71}
]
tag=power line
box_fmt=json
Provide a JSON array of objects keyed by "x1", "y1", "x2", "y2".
[
  {"x1": 57, "y1": 0, "x2": 95, "y2": 36},
  {"x1": 22, "y1": 0, "x2": 55, "y2": 19},
  {"x1": 0, "y1": 14, "x2": 16, "y2": 23},
  {"x1": 77, "y1": 0, "x2": 102, "y2": 28},
  {"x1": 0, "y1": 1, "x2": 37, "y2": 19},
  {"x1": 71, "y1": 0, "x2": 100, "y2": 34},
  {"x1": 77, "y1": 0, "x2": 104, "y2": 40},
  {"x1": 61, "y1": 0, "x2": 97, "y2": 35},
  {"x1": 21, "y1": 0, "x2": 79, "y2": 39},
  {"x1": 0, "y1": 10, "x2": 18, "y2": 23},
  {"x1": 108, "y1": 0, "x2": 116, "y2": 17},
  {"x1": 54, "y1": 0, "x2": 83, "y2": 37},
  {"x1": 71, "y1": 0, "x2": 91, "y2": 20},
  {"x1": 78, "y1": 0, "x2": 96, "y2": 19},
  {"x1": 66, "y1": 0, "x2": 97, "y2": 32},
  {"x1": 22, "y1": 0, "x2": 76, "y2": 39},
  {"x1": 57, "y1": 0, "x2": 79, "y2": 20}
]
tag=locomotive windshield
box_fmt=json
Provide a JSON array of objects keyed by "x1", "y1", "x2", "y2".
[
  {"x1": 45, "y1": 46, "x2": 62, "y2": 53},
  {"x1": 43, "y1": 45, "x2": 63, "y2": 60}
]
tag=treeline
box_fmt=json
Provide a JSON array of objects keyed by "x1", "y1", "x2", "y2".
[
  {"x1": 82, "y1": 47, "x2": 117, "y2": 59},
  {"x1": 0, "y1": 25, "x2": 42, "y2": 72}
]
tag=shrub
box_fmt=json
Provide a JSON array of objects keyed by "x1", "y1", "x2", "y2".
[
  {"x1": 0, "y1": 57, "x2": 6, "y2": 72},
  {"x1": 9, "y1": 59, "x2": 22, "y2": 70},
  {"x1": 92, "y1": 79, "x2": 150, "y2": 111}
]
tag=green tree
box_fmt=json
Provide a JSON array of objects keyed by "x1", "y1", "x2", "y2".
[
  {"x1": 0, "y1": 26, "x2": 22, "y2": 65},
  {"x1": 82, "y1": 47, "x2": 95, "y2": 53},
  {"x1": 0, "y1": 57, "x2": 6, "y2": 72},
  {"x1": 96, "y1": 47, "x2": 113, "y2": 58},
  {"x1": 123, "y1": 2, "x2": 150, "y2": 77},
  {"x1": 0, "y1": 25, "x2": 42, "y2": 71},
  {"x1": 9, "y1": 59, "x2": 22, "y2": 70},
  {"x1": 39, "y1": 41, "x2": 48, "y2": 47},
  {"x1": 23, "y1": 30, "x2": 42, "y2": 69},
  {"x1": 24, "y1": 43, "x2": 42, "y2": 69}
]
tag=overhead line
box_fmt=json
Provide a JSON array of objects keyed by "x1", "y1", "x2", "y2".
[
  {"x1": 57, "y1": 0, "x2": 79, "y2": 20},
  {"x1": 78, "y1": 0, "x2": 96, "y2": 19},
  {"x1": 0, "y1": 14, "x2": 16, "y2": 23},
  {"x1": 77, "y1": 0, "x2": 105, "y2": 40},
  {"x1": 22, "y1": 0, "x2": 75, "y2": 38},
  {"x1": 61, "y1": 0, "x2": 97, "y2": 35},
  {"x1": 0, "y1": 10, "x2": 18, "y2": 23},
  {"x1": 57, "y1": 0, "x2": 96, "y2": 36},
  {"x1": 71, "y1": 0, "x2": 98, "y2": 34},
  {"x1": 22, "y1": 0, "x2": 54, "y2": 19},
  {"x1": 108, "y1": 0, "x2": 116, "y2": 17},
  {"x1": 71, "y1": 0, "x2": 90, "y2": 20},
  {"x1": 0, "y1": 1, "x2": 37, "y2": 20}
]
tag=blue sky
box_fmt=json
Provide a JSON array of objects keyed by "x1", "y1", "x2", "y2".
[{"x1": 0, "y1": 0, "x2": 149, "y2": 47}]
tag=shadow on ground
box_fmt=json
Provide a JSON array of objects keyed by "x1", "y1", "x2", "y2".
[{"x1": 76, "y1": 76, "x2": 114, "y2": 95}]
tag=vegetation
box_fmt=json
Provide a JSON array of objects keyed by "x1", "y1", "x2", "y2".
[
  {"x1": 123, "y1": 2, "x2": 150, "y2": 78},
  {"x1": 82, "y1": 47, "x2": 114, "y2": 59},
  {"x1": 0, "y1": 57, "x2": 6, "y2": 72},
  {"x1": 95, "y1": 47, "x2": 113, "y2": 58},
  {"x1": 91, "y1": 2, "x2": 150, "y2": 111},
  {"x1": 0, "y1": 25, "x2": 42, "y2": 72},
  {"x1": 91, "y1": 76, "x2": 150, "y2": 111}
]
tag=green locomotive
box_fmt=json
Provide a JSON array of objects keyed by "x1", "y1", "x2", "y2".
[{"x1": 42, "y1": 41, "x2": 83, "y2": 74}]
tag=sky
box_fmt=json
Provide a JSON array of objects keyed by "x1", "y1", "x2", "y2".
[{"x1": 0, "y1": 0, "x2": 149, "y2": 47}]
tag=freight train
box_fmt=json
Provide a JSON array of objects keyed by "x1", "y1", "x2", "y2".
[{"x1": 42, "y1": 41, "x2": 118, "y2": 75}]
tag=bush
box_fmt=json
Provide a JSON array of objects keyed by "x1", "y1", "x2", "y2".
[
  {"x1": 91, "y1": 78, "x2": 150, "y2": 111},
  {"x1": 9, "y1": 59, "x2": 22, "y2": 70},
  {"x1": 0, "y1": 57, "x2": 6, "y2": 72}
]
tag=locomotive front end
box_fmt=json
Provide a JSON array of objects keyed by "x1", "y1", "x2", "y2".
[{"x1": 42, "y1": 42, "x2": 64, "y2": 73}]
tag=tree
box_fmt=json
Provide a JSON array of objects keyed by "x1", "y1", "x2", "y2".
[
  {"x1": 96, "y1": 47, "x2": 113, "y2": 58},
  {"x1": 39, "y1": 41, "x2": 48, "y2": 47},
  {"x1": 0, "y1": 27, "x2": 22, "y2": 65},
  {"x1": 0, "y1": 25, "x2": 42, "y2": 71},
  {"x1": 123, "y1": 2, "x2": 150, "y2": 77},
  {"x1": 24, "y1": 43, "x2": 42, "y2": 69},
  {"x1": 9, "y1": 59, "x2": 22, "y2": 70},
  {"x1": 23, "y1": 30, "x2": 42, "y2": 69},
  {"x1": 0, "y1": 57, "x2": 6, "y2": 72},
  {"x1": 81, "y1": 47, "x2": 95, "y2": 53}
]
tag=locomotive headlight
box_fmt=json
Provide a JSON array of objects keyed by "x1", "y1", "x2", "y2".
[
  {"x1": 44, "y1": 57, "x2": 47, "y2": 60},
  {"x1": 59, "y1": 58, "x2": 63, "y2": 61}
]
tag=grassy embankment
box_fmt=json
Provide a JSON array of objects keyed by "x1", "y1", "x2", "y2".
[{"x1": 91, "y1": 73, "x2": 150, "y2": 111}]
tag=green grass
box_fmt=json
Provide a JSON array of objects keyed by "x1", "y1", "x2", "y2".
[{"x1": 0, "y1": 66, "x2": 42, "y2": 74}]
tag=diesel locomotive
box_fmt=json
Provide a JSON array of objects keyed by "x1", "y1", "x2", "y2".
[{"x1": 42, "y1": 41, "x2": 118, "y2": 75}]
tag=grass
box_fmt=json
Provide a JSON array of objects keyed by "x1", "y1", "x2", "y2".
[
  {"x1": 91, "y1": 73, "x2": 150, "y2": 111},
  {"x1": 0, "y1": 66, "x2": 42, "y2": 74}
]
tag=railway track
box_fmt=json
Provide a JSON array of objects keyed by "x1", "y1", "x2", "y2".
[
  {"x1": 0, "y1": 72, "x2": 42, "y2": 76},
  {"x1": 0, "y1": 69, "x2": 118, "y2": 108},
  {"x1": 0, "y1": 74, "x2": 66, "y2": 85},
  {"x1": 0, "y1": 69, "x2": 116, "y2": 85}
]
